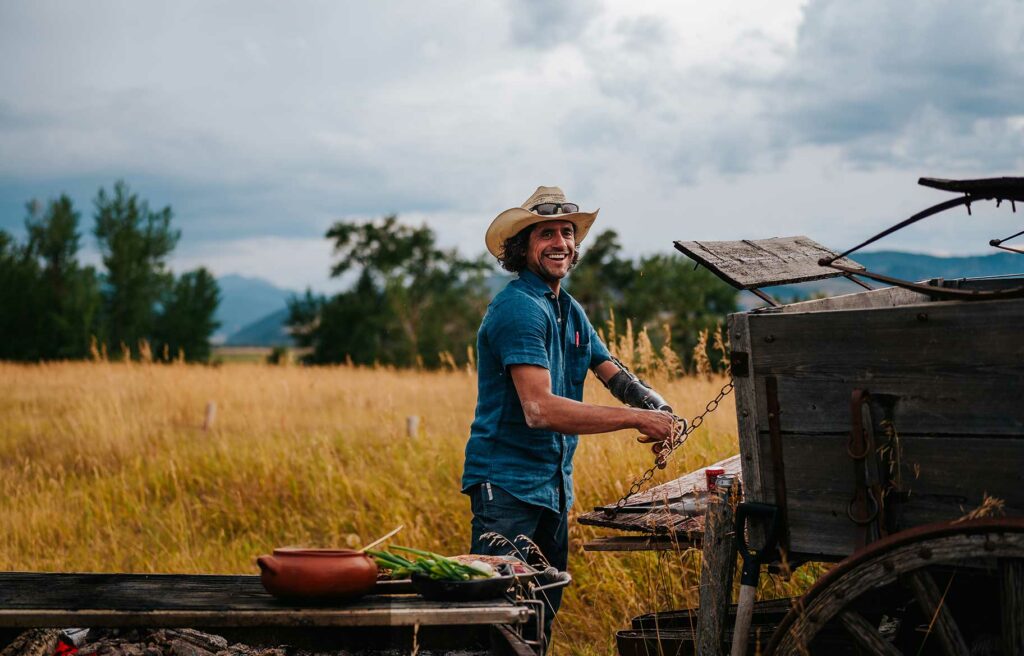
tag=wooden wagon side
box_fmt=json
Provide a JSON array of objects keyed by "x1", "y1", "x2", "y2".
[{"x1": 731, "y1": 286, "x2": 1024, "y2": 561}]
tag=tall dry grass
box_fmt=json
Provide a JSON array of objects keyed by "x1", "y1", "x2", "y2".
[{"x1": 0, "y1": 329, "x2": 810, "y2": 654}]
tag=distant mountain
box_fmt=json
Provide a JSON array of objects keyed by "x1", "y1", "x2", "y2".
[
  {"x1": 751, "y1": 251, "x2": 1024, "y2": 306},
  {"x1": 226, "y1": 308, "x2": 293, "y2": 347},
  {"x1": 856, "y1": 251, "x2": 1023, "y2": 281},
  {"x1": 214, "y1": 275, "x2": 296, "y2": 343}
]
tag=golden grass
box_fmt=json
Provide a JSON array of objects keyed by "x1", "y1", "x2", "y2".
[{"x1": 0, "y1": 361, "x2": 808, "y2": 654}]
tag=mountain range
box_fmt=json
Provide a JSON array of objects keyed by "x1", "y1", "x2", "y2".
[{"x1": 215, "y1": 251, "x2": 1024, "y2": 346}]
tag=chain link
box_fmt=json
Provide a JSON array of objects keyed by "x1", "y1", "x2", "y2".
[{"x1": 602, "y1": 379, "x2": 735, "y2": 518}]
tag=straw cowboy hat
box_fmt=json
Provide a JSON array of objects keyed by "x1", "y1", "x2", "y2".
[{"x1": 485, "y1": 186, "x2": 599, "y2": 258}]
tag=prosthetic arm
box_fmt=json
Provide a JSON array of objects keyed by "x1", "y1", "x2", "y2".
[{"x1": 602, "y1": 356, "x2": 674, "y2": 413}]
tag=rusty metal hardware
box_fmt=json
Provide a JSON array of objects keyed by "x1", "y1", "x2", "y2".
[
  {"x1": 603, "y1": 380, "x2": 734, "y2": 518},
  {"x1": 846, "y1": 389, "x2": 888, "y2": 550},
  {"x1": 820, "y1": 176, "x2": 1024, "y2": 301}
]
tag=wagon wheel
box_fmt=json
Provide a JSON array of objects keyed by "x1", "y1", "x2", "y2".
[{"x1": 765, "y1": 518, "x2": 1024, "y2": 656}]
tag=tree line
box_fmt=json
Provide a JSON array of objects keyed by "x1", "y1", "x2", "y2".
[
  {"x1": 0, "y1": 181, "x2": 220, "y2": 362},
  {"x1": 287, "y1": 216, "x2": 737, "y2": 369}
]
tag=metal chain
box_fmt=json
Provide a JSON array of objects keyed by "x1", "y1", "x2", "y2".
[{"x1": 603, "y1": 379, "x2": 735, "y2": 518}]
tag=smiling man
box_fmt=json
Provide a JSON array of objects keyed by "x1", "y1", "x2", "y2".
[{"x1": 462, "y1": 186, "x2": 675, "y2": 645}]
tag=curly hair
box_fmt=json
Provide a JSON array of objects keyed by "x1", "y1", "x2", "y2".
[{"x1": 498, "y1": 224, "x2": 581, "y2": 273}]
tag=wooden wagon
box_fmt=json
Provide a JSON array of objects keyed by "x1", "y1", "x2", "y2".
[{"x1": 582, "y1": 177, "x2": 1024, "y2": 655}]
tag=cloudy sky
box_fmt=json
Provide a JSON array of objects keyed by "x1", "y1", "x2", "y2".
[{"x1": 1, "y1": 0, "x2": 1022, "y2": 290}]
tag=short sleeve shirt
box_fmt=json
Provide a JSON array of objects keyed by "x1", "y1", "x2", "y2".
[{"x1": 461, "y1": 269, "x2": 613, "y2": 512}]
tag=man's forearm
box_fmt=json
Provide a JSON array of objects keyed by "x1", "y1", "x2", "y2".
[{"x1": 521, "y1": 394, "x2": 648, "y2": 435}]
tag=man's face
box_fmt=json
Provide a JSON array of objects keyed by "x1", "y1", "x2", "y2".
[{"x1": 526, "y1": 219, "x2": 576, "y2": 282}]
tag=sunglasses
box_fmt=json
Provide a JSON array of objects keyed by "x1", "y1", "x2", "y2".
[{"x1": 531, "y1": 202, "x2": 579, "y2": 215}]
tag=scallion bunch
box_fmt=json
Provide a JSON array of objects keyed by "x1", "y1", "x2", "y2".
[{"x1": 367, "y1": 545, "x2": 496, "y2": 581}]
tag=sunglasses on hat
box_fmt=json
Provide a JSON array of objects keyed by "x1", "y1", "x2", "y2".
[{"x1": 531, "y1": 202, "x2": 579, "y2": 216}]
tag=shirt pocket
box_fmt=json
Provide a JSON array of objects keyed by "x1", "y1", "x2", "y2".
[{"x1": 568, "y1": 333, "x2": 592, "y2": 387}]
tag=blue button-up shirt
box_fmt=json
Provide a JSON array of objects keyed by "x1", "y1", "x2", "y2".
[{"x1": 461, "y1": 269, "x2": 613, "y2": 512}]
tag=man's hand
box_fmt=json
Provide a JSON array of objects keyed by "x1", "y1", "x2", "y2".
[{"x1": 633, "y1": 409, "x2": 674, "y2": 456}]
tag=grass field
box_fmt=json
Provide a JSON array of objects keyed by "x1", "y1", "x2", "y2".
[{"x1": 0, "y1": 360, "x2": 813, "y2": 654}]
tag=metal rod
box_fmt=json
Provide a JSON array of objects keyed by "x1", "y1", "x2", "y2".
[
  {"x1": 844, "y1": 274, "x2": 874, "y2": 290},
  {"x1": 748, "y1": 287, "x2": 779, "y2": 307},
  {"x1": 822, "y1": 196, "x2": 974, "y2": 265},
  {"x1": 826, "y1": 262, "x2": 1024, "y2": 301}
]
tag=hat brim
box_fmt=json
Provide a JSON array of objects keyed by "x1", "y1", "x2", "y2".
[{"x1": 485, "y1": 208, "x2": 599, "y2": 258}]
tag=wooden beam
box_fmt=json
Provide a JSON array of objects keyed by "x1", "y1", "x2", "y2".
[
  {"x1": 838, "y1": 610, "x2": 903, "y2": 656},
  {"x1": 729, "y1": 312, "x2": 768, "y2": 512},
  {"x1": 582, "y1": 535, "x2": 697, "y2": 552},
  {"x1": 674, "y1": 237, "x2": 863, "y2": 289},
  {"x1": 696, "y1": 476, "x2": 737, "y2": 656},
  {"x1": 1001, "y1": 559, "x2": 1024, "y2": 656},
  {"x1": 906, "y1": 570, "x2": 968, "y2": 656},
  {"x1": 0, "y1": 573, "x2": 531, "y2": 629}
]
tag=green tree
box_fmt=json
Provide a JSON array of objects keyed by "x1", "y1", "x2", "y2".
[
  {"x1": 152, "y1": 267, "x2": 221, "y2": 361},
  {"x1": 24, "y1": 195, "x2": 102, "y2": 358},
  {"x1": 0, "y1": 230, "x2": 47, "y2": 360},
  {"x1": 570, "y1": 229, "x2": 737, "y2": 366},
  {"x1": 291, "y1": 216, "x2": 491, "y2": 366},
  {"x1": 568, "y1": 229, "x2": 635, "y2": 322},
  {"x1": 93, "y1": 181, "x2": 180, "y2": 356}
]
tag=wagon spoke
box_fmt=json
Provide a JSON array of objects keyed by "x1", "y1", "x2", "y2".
[
  {"x1": 905, "y1": 569, "x2": 968, "y2": 656},
  {"x1": 1001, "y1": 559, "x2": 1024, "y2": 655},
  {"x1": 837, "y1": 610, "x2": 904, "y2": 656}
]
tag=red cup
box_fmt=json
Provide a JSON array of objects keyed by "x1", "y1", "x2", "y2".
[{"x1": 705, "y1": 468, "x2": 726, "y2": 491}]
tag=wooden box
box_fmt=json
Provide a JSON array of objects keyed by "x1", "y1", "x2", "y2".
[{"x1": 731, "y1": 285, "x2": 1024, "y2": 560}]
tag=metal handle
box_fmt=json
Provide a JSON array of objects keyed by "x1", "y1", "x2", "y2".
[
  {"x1": 531, "y1": 567, "x2": 572, "y2": 594},
  {"x1": 735, "y1": 502, "x2": 780, "y2": 587}
]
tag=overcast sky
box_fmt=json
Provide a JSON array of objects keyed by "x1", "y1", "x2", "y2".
[{"x1": 1, "y1": 0, "x2": 1022, "y2": 290}]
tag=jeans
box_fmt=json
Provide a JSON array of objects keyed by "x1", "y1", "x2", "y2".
[{"x1": 469, "y1": 482, "x2": 568, "y2": 649}]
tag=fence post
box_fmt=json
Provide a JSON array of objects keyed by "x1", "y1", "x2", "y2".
[
  {"x1": 203, "y1": 402, "x2": 217, "y2": 431},
  {"x1": 696, "y1": 474, "x2": 738, "y2": 656}
]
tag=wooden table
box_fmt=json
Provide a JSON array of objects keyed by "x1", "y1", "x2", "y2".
[{"x1": 0, "y1": 573, "x2": 535, "y2": 654}]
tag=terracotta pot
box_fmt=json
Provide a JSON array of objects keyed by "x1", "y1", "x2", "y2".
[{"x1": 256, "y1": 548, "x2": 378, "y2": 601}]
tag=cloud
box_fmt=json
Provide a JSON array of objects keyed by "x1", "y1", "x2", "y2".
[
  {"x1": 1, "y1": 0, "x2": 1021, "y2": 291},
  {"x1": 507, "y1": 0, "x2": 602, "y2": 48},
  {"x1": 768, "y1": 0, "x2": 1024, "y2": 168}
]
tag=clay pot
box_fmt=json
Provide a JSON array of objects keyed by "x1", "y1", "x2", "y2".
[{"x1": 256, "y1": 548, "x2": 378, "y2": 601}]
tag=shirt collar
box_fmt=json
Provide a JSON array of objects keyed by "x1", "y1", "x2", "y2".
[{"x1": 517, "y1": 268, "x2": 561, "y2": 298}]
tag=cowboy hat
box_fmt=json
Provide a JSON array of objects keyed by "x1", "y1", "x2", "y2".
[{"x1": 485, "y1": 186, "x2": 599, "y2": 258}]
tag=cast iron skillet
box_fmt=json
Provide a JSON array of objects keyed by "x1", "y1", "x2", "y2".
[{"x1": 410, "y1": 564, "x2": 518, "y2": 601}]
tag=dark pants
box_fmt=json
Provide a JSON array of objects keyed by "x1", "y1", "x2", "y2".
[{"x1": 469, "y1": 482, "x2": 568, "y2": 649}]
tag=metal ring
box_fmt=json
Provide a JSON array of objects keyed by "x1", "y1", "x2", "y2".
[
  {"x1": 846, "y1": 493, "x2": 880, "y2": 525},
  {"x1": 847, "y1": 432, "x2": 869, "y2": 460}
]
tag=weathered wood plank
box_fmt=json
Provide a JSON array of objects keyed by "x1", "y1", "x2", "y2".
[
  {"x1": 773, "y1": 284, "x2": 931, "y2": 313},
  {"x1": 750, "y1": 371, "x2": 1024, "y2": 436},
  {"x1": 582, "y1": 535, "x2": 698, "y2": 552},
  {"x1": 729, "y1": 313, "x2": 771, "y2": 557},
  {"x1": 579, "y1": 455, "x2": 740, "y2": 535},
  {"x1": 1001, "y1": 559, "x2": 1024, "y2": 656},
  {"x1": 675, "y1": 237, "x2": 864, "y2": 289},
  {"x1": 747, "y1": 297, "x2": 1024, "y2": 435},
  {"x1": 0, "y1": 573, "x2": 530, "y2": 628},
  {"x1": 594, "y1": 454, "x2": 742, "y2": 509},
  {"x1": 696, "y1": 477, "x2": 737, "y2": 656},
  {"x1": 764, "y1": 433, "x2": 1024, "y2": 558}
]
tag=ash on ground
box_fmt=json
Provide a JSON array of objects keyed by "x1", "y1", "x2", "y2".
[{"x1": 1, "y1": 629, "x2": 487, "y2": 656}]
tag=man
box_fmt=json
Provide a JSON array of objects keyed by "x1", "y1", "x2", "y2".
[{"x1": 461, "y1": 186, "x2": 676, "y2": 643}]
